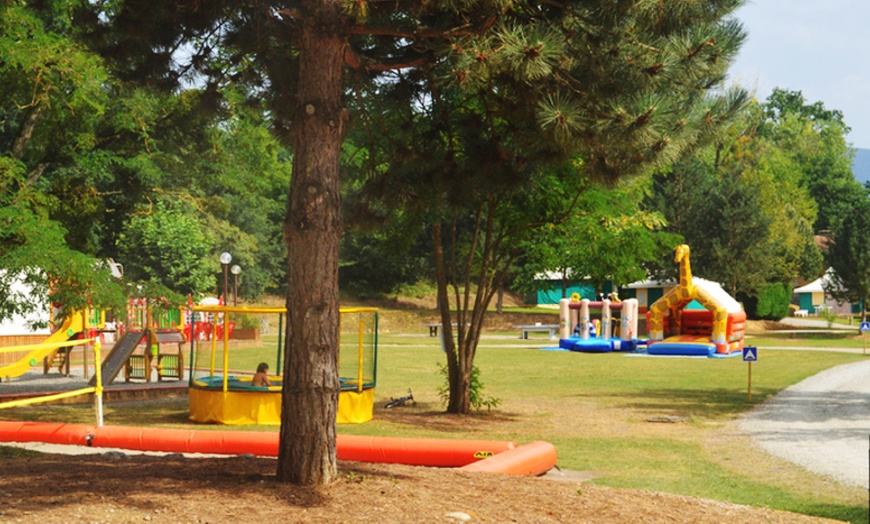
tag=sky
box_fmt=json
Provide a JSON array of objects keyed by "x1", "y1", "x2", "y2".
[{"x1": 727, "y1": 0, "x2": 870, "y2": 149}]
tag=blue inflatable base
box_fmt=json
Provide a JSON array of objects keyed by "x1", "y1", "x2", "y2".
[
  {"x1": 559, "y1": 337, "x2": 640, "y2": 353},
  {"x1": 646, "y1": 342, "x2": 715, "y2": 357}
]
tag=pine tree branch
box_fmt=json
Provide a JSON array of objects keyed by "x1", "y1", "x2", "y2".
[{"x1": 275, "y1": 8, "x2": 302, "y2": 23}]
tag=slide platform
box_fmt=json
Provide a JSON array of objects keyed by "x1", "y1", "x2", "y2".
[{"x1": 88, "y1": 330, "x2": 147, "y2": 387}]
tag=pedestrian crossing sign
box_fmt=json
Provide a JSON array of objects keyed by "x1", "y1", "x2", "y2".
[
  {"x1": 742, "y1": 346, "x2": 758, "y2": 362},
  {"x1": 860, "y1": 322, "x2": 870, "y2": 333}
]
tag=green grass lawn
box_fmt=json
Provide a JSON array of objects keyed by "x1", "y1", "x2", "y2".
[{"x1": 4, "y1": 331, "x2": 868, "y2": 522}]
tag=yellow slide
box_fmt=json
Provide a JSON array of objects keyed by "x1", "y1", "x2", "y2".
[{"x1": 0, "y1": 312, "x2": 86, "y2": 380}]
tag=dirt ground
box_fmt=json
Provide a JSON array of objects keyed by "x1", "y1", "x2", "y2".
[{"x1": 0, "y1": 451, "x2": 842, "y2": 523}]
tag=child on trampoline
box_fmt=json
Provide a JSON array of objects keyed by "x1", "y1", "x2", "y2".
[{"x1": 252, "y1": 362, "x2": 273, "y2": 387}]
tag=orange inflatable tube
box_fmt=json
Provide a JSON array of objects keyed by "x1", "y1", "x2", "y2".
[
  {"x1": 0, "y1": 421, "x2": 522, "y2": 470},
  {"x1": 336, "y1": 434, "x2": 515, "y2": 467},
  {"x1": 460, "y1": 441, "x2": 558, "y2": 476},
  {"x1": 90, "y1": 425, "x2": 279, "y2": 456},
  {"x1": 0, "y1": 421, "x2": 91, "y2": 446}
]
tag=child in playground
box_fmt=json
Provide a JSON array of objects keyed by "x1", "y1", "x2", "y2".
[
  {"x1": 253, "y1": 362, "x2": 273, "y2": 387},
  {"x1": 573, "y1": 321, "x2": 597, "y2": 338}
]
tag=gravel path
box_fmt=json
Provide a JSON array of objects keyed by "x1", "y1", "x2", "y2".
[
  {"x1": 738, "y1": 358, "x2": 870, "y2": 488},
  {"x1": 777, "y1": 317, "x2": 857, "y2": 330}
]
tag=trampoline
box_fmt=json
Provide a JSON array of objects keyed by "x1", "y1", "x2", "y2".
[{"x1": 188, "y1": 306, "x2": 378, "y2": 425}]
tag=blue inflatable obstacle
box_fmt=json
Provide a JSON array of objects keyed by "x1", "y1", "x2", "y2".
[
  {"x1": 559, "y1": 337, "x2": 640, "y2": 353},
  {"x1": 645, "y1": 336, "x2": 741, "y2": 358},
  {"x1": 646, "y1": 337, "x2": 716, "y2": 356}
]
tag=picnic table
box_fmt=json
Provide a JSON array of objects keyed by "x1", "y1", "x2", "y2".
[{"x1": 513, "y1": 324, "x2": 560, "y2": 340}]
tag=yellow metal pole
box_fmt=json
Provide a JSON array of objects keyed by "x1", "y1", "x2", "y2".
[
  {"x1": 94, "y1": 340, "x2": 104, "y2": 426},
  {"x1": 209, "y1": 314, "x2": 218, "y2": 377},
  {"x1": 176, "y1": 306, "x2": 184, "y2": 331},
  {"x1": 357, "y1": 313, "x2": 364, "y2": 393},
  {"x1": 83, "y1": 307, "x2": 90, "y2": 380},
  {"x1": 83, "y1": 336, "x2": 90, "y2": 381},
  {"x1": 0, "y1": 387, "x2": 96, "y2": 409},
  {"x1": 222, "y1": 311, "x2": 230, "y2": 392}
]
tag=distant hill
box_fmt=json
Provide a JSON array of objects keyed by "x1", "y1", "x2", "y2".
[{"x1": 854, "y1": 148, "x2": 870, "y2": 185}]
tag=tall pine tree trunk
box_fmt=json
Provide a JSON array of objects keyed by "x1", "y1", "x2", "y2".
[{"x1": 277, "y1": 4, "x2": 347, "y2": 485}]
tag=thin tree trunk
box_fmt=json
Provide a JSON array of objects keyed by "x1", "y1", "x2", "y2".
[
  {"x1": 862, "y1": 296, "x2": 866, "y2": 323},
  {"x1": 277, "y1": 6, "x2": 347, "y2": 485},
  {"x1": 11, "y1": 104, "x2": 43, "y2": 159},
  {"x1": 434, "y1": 221, "x2": 470, "y2": 414}
]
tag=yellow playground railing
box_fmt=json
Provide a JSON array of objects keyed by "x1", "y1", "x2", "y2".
[
  {"x1": 0, "y1": 339, "x2": 106, "y2": 426},
  {"x1": 126, "y1": 298, "x2": 184, "y2": 332}
]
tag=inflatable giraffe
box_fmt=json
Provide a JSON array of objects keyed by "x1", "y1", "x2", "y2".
[{"x1": 648, "y1": 245, "x2": 728, "y2": 346}]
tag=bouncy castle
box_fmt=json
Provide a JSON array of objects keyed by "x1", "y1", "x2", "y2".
[
  {"x1": 646, "y1": 245, "x2": 745, "y2": 357},
  {"x1": 558, "y1": 296, "x2": 640, "y2": 352}
]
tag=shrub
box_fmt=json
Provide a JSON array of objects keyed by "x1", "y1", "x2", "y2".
[
  {"x1": 750, "y1": 282, "x2": 792, "y2": 320},
  {"x1": 236, "y1": 313, "x2": 260, "y2": 330},
  {"x1": 819, "y1": 307, "x2": 838, "y2": 328},
  {"x1": 437, "y1": 363, "x2": 501, "y2": 412}
]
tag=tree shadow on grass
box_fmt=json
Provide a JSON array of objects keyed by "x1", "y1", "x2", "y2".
[
  {"x1": 572, "y1": 387, "x2": 780, "y2": 420},
  {"x1": 798, "y1": 502, "x2": 868, "y2": 524},
  {"x1": 372, "y1": 402, "x2": 520, "y2": 433}
]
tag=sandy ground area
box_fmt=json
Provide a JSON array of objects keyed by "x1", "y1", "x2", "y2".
[{"x1": 0, "y1": 451, "x2": 844, "y2": 523}]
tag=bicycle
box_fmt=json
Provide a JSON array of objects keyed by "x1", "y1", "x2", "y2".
[{"x1": 384, "y1": 389, "x2": 415, "y2": 408}]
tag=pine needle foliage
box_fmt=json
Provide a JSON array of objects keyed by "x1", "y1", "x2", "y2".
[
  {"x1": 347, "y1": 0, "x2": 749, "y2": 415},
  {"x1": 445, "y1": 0, "x2": 749, "y2": 182}
]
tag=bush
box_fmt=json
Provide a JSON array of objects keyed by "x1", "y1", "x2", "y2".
[
  {"x1": 819, "y1": 307, "x2": 838, "y2": 329},
  {"x1": 756, "y1": 282, "x2": 792, "y2": 320},
  {"x1": 437, "y1": 363, "x2": 501, "y2": 411},
  {"x1": 236, "y1": 313, "x2": 260, "y2": 330},
  {"x1": 395, "y1": 280, "x2": 436, "y2": 299}
]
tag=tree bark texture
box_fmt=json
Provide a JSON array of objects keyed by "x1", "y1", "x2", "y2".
[{"x1": 277, "y1": 4, "x2": 348, "y2": 485}]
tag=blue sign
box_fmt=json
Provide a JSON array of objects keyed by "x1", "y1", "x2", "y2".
[
  {"x1": 742, "y1": 346, "x2": 758, "y2": 362},
  {"x1": 860, "y1": 322, "x2": 870, "y2": 333}
]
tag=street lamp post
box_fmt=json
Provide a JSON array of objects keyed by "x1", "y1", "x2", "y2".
[
  {"x1": 219, "y1": 252, "x2": 232, "y2": 305},
  {"x1": 231, "y1": 265, "x2": 241, "y2": 306}
]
